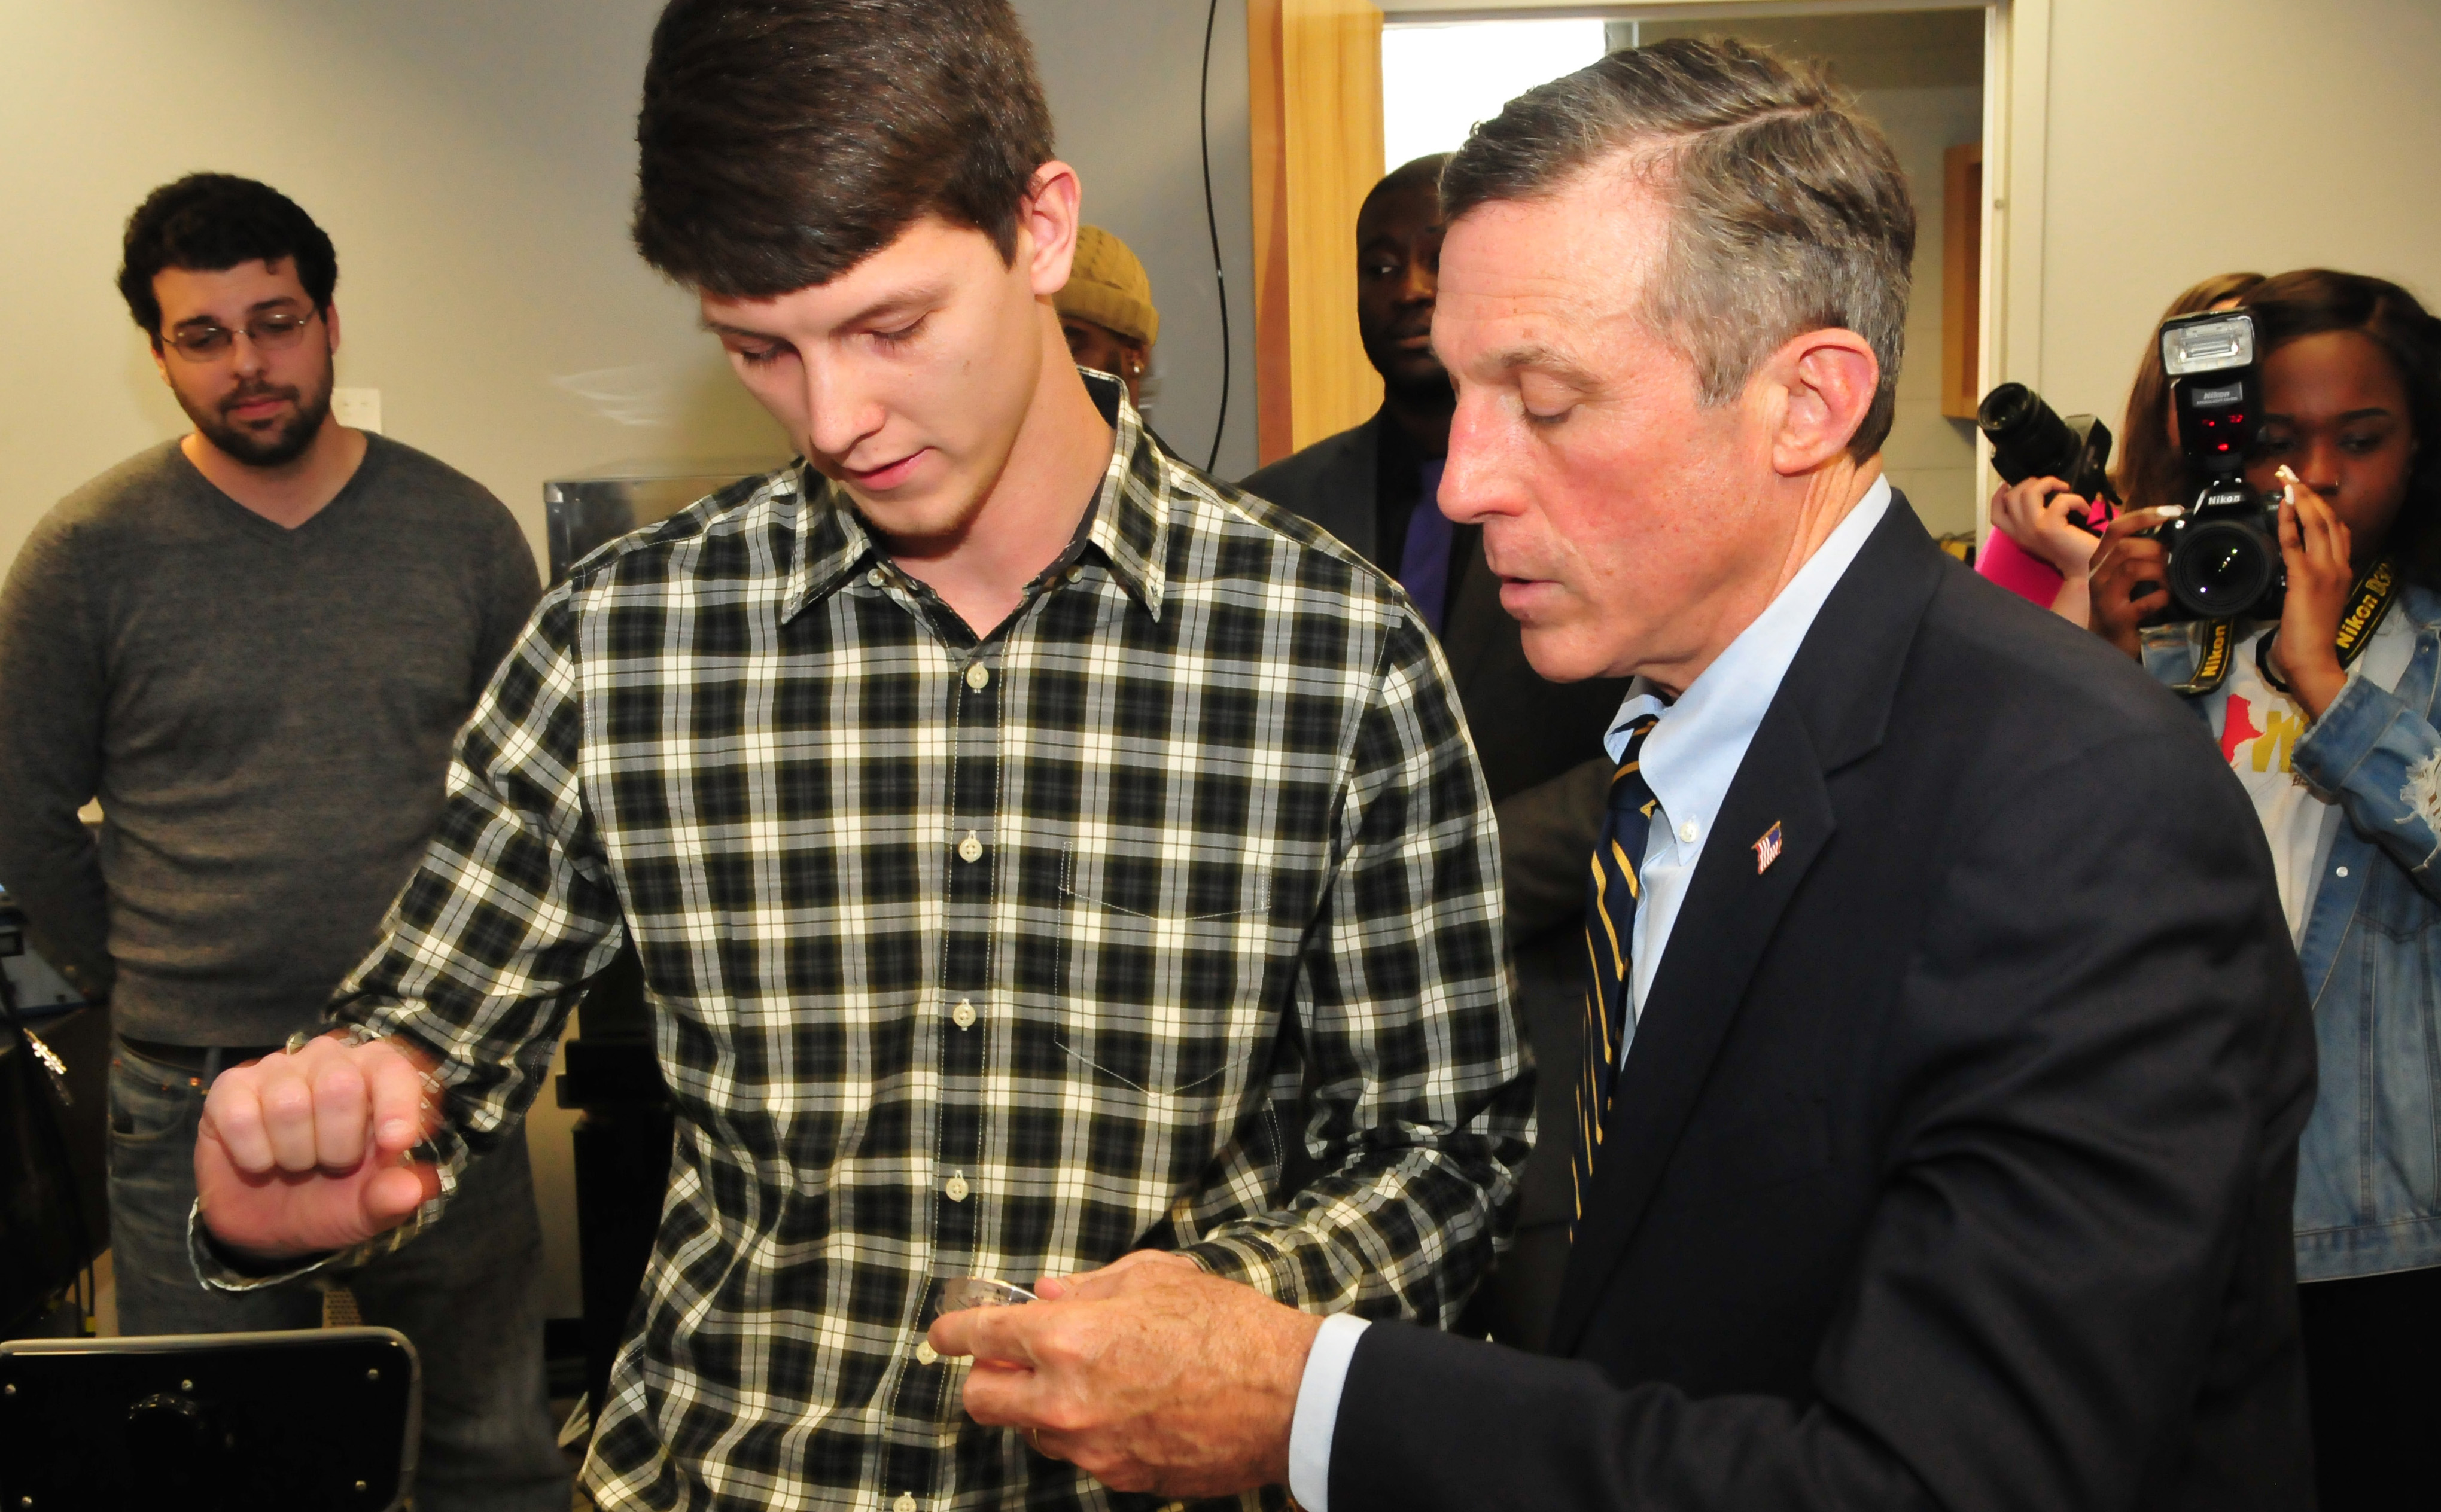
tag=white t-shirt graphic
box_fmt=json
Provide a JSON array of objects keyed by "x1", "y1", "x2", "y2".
[{"x1": 2205, "y1": 608, "x2": 2415, "y2": 940}]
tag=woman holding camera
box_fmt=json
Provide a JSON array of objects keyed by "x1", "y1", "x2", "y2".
[
  {"x1": 1981, "y1": 272, "x2": 2264, "y2": 623},
  {"x1": 2089, "y1": 268, "x2": 2441, "y2": 1506}
]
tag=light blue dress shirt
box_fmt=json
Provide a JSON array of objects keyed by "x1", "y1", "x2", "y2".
[{"x1": 1285, "y1": 476, "x2": 1894, "y2": 1511}]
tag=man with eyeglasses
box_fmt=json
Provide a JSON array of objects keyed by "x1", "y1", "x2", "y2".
[{"x1": 0, "y1": 173, "x2": 562, "y2": 1511}]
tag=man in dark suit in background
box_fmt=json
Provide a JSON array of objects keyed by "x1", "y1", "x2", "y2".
[
  {"x1": 936, "y1": 37, "x2": 2317, "y2": 1512},
  {"x1": 1243, "y1": 156, "x2": 1626, "y2": 1346}
]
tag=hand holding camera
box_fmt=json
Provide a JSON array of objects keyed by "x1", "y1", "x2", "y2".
[
  {"x1": 1990, "y1": 475, "x2": 2109, "y2": 577},
  {"x1": 2270, "y1": 466, "x2": 2358, "y2": 717},
  {"x1": 2088, "y1": 505, "x2": 2183, "y2": 657}
]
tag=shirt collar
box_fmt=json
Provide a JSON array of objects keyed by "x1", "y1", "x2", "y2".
[
  {"x1": 1081, "y1": 374, "x2": 1170, "y2": 620},
  {"x1": 781, "y1": 370, "x2": 1170, "y2": 624},
  {"x1": 1603, "y1": 474, "x2": 1893, "y2": 828}
]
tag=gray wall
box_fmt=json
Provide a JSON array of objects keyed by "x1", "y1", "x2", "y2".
[{"x1": 1021, "y1": 0, "x2": 1259, "y2": 479}]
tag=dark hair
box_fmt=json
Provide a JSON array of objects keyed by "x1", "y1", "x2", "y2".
[
  {"x1": 2111, "y1": 272, "x2": 2265, "y2": 513},
  {"x1": 2244, "y1": 268, "x2": 2441, "y2": 581},
  {"x1": 1360, "y1": 153, "x2": 1450, "y2": 228},
  {"x1": 632, "y1": 0, "x2": 1055, "y2": 297},
  {"x1": 1441, "y1": 38, "x2": 1915, "y2": 459},
  {"x1": 117, "y1": 174, "x2": 338, "y2": 342}
]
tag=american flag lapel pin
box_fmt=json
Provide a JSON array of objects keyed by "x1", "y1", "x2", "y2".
[{"x1": 1752, "y1": 821, "x2": 1784, "y2": 874}]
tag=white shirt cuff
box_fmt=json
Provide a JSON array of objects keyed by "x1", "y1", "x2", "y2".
[{"x1": 1288, "y1": 1313, "x2": 1371, "y2": 1512}]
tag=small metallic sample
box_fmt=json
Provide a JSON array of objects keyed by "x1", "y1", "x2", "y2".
[{"x1": 937, "y1": 1278, "x2": 1039, "y2": 1312}]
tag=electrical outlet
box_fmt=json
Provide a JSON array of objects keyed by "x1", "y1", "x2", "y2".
[{"x1": 332, "y1": 387, "x2": 383, "y2": 434}]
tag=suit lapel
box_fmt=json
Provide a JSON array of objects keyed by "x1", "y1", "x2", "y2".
[
  {"x1": 1545, "y1": 495, "x2": 1947, "y2": 1356},
  {"x1": 1327, "y1": 417, "x2": 1384, "y2": 563},
  {"x1": 1547, "y1": 711, "x2": 1837, "y2": 1353}
]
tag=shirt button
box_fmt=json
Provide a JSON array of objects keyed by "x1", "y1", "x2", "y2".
[
  {"x1": 952, "y1": 999, "x2": 977, "y2": 1029},
  {"x1": 958, "y1": 831, "x2": 984, "y2": 864},
  {"x1": 1678, "y1": 819, "x2": 1700, "y2": 843},
  {"x1": 2337, "y1": 865, "x2": 2351, "y2": 877},
  {"x1": 945, "y1": 1172, "x2": 970, "y2": 1202},
  {"x1": 965, "y1": 662, "x2": 990, "y2": 691},
  {"x1": 1066, "y1": 566, "x2": 1085, "y2": 584},
  {"x1": 895, "y1": 1495, "x2": 917, "y2": 1512},
  {"x1": 915, "y1": 1340, "x2": 940, "y2": 1365}
]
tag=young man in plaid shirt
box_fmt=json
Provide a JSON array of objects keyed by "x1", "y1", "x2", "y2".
[{"x1": 188, "y1": 2, "x2": 1530, "y2": 1508}]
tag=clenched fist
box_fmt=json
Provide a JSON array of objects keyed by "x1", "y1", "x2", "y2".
[{"x1": 196, "y1": 1032, "x2": 445, "y2": 1261}]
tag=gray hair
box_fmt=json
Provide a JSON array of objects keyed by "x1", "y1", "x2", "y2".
[{"x1": 1441, "y1": 38, "x2": 1916, "y2": 458}]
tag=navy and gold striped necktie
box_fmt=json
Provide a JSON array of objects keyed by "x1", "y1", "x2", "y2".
[{"x1": 1571, "y1": 713, "x2": 1660, "y2": 1229}]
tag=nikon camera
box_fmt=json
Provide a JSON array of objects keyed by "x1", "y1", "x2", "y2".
[
  {"x1": 1976, "y1": 383, "x2": 2118, "y2": 531},
  {"x1": 2149, "y1": 310, "x2": 2282, "y2": 620}
]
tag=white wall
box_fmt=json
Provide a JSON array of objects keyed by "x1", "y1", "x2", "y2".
[
  {"x1": 1381, "y1": 19, "x2": 1610, "y2": 170},
  {"x1": 2023, "y1": 0, "x2": 2441, "y2": 434},
  {"x1": 0, "y1": 0, "x2": 1258, "y2": 1325}
]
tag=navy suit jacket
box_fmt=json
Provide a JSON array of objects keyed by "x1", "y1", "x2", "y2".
[{"x1": 1329, "y1": 496, "x2": 2318, "y2": 1510}]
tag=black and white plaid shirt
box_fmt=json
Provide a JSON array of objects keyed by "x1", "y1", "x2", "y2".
[{"x1": 251, "y1": 383, "x2": 1528, "y2": 1510}]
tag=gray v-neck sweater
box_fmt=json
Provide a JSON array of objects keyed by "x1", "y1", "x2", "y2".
[{"x1": 0, "y1": 435, "x2": 540, "y2": 1045}]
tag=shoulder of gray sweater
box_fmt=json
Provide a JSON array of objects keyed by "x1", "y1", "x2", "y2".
[
  {"x1": 40, "y1": 439, "x2": 194, "y2": 534},
  {"x1": 357, "y1": 432, "x2": 516, "y2": 527}
]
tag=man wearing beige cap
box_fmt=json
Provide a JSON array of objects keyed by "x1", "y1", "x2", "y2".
[{"x1": 1054, "y1": 224, "x2": 1156, "y2": 403}]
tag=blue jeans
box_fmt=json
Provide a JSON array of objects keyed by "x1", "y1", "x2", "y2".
[{"x1": 107, "y1": 1038, "x2": 569, "y2": 1512}]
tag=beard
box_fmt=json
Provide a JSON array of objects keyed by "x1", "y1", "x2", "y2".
[{"x1": 177, "y1": 367, "x2": 334, "y2": 468}]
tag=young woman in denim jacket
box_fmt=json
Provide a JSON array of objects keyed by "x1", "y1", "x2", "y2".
[{"x1": 2088, "y1": 269, "x2": 2441, "y2": 1508}]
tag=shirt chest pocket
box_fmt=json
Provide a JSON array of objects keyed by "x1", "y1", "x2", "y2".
[
  {"x1": 1049, "y1": 843, "x2": 1279, "y2": 1102},
  {"x1": 2355, "y1": 848, "x2": 2441, "y2": 940}
]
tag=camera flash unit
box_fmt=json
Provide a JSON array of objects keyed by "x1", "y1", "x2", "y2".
[{"x1": 2161, "y1": 313, "x2": 2256, "y2": 377}]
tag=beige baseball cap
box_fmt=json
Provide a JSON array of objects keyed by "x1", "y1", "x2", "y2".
[{"x1": 1056, "y1": 225, "x2": 1158, "y2": 347}]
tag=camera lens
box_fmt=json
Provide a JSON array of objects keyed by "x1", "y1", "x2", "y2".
[
  {"x1": 1976, "y1": 383, "x2": 2081, "y2": 486},
  {"x1": 2167, "y1": 519, "x2": 2273, "y2": 618}
]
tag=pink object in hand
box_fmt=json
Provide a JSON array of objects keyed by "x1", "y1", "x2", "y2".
[{"x1": 1977, "y1": 526, "x2": 2065, "y2": 609}]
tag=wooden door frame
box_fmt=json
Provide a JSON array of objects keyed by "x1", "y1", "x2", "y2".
[{"x1": 1247, "y1": 0, "x2": 1389, "y2": 467}]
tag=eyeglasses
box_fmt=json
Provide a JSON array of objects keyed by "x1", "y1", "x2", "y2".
[{"x1": 162, "y1": 308, "x2": 319, "y2": 362}]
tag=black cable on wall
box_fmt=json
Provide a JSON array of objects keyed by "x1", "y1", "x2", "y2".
[{"x1": 1198, "y1": 0, "x2": 1232, "y2": 474}]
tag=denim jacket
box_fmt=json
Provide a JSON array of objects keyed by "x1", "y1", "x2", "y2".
[{"x1": 2145, "y1": 582, "x2": 2441, "y2": 1281}]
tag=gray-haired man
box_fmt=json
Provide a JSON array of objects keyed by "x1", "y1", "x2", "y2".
[{"x1": 931, "y1": 36, "x2": 2316, "y2": 1512}]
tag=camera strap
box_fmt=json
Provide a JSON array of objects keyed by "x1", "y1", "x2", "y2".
[{"x1": 2172, "y1": 556, "x2": 2400, "y2": 695}]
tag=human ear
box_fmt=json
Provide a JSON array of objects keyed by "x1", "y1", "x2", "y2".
[
  {"x1": 1022, "y1": 161, "x2": 1085, "y2": 300},
  {"x1": 322, "y1": 301, "x2": 342, "y2": 355},
  {"x1": 1762, "y1": 327, "x2": 1880, "y2": 475}
]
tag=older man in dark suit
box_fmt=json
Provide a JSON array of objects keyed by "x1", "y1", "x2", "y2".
[
  {"x1": 1244, "y1": 156, "x2": 1627, "y2": 1346},
  {"x1": 936, "y1": 36, "x2": 2317, "y2": 1512}
]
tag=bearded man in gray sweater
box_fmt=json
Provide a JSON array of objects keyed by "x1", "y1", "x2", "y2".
[{"x1": 0, "y1": 174, "x2": 564, "y2": 1512}]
